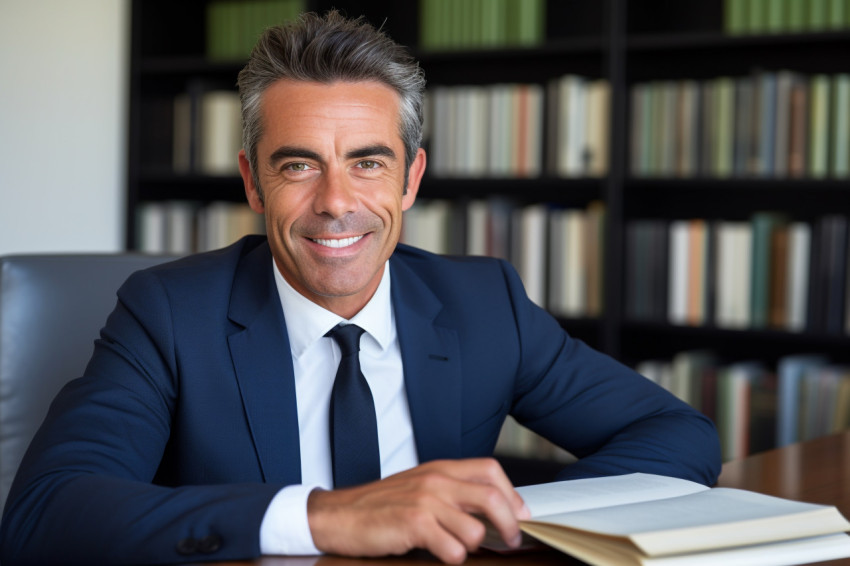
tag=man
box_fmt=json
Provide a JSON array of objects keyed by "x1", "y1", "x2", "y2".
[{"x1": 0, "y1": 10, "x2": 721, "y2": 565}]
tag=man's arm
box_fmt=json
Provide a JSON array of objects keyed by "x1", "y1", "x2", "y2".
[
  {"x1": 307, "y1": 459, "x2": 530, "y2": 564},
  {"x1": 0, "y1": 269, "x2": 284, "y2": 565},
  {"x1": 496, "y1": 259, "x2": 722, "y2": 486}
]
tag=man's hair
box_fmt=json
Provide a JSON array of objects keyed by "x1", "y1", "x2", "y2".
[{"x1": 237, "y1": 10, "x2": 426, "y2": 196}]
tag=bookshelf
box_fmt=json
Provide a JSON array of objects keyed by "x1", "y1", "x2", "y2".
[{"x1": 128, "y1": 0, "x2": 850, "y2": 459}]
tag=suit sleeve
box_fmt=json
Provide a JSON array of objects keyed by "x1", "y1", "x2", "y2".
[
  {"x1": 0, "y1": 269, "x2": 283, "y2": 565},
  {"x1": 497, "y1": 260, "x2": 722, "y2": 486}
]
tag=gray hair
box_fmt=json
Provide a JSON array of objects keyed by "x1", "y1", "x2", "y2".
[{"x1": 237, "y1": 10, "x2": 426, "y2": 197}]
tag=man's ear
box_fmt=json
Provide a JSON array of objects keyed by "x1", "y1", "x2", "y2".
[
  {"x1": 402, "y1": 148, "x2": 426, "y2": 211},
  {"x1": 239, "y1": 149, "x2": 265, "y2": 213}
]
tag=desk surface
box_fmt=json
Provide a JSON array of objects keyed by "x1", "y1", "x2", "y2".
[{"x1": 196, "y1": 431, "x2": 850, "y2": 566}]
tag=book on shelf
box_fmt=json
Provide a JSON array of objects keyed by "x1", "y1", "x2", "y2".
[
  {"x1": 625, "y1": 220, "x2": 669, "y2": 323},
  {"x1": 777, "y1": 354, "x2": 829, "y2": 446},
  {"x1": 834, "y1": 74, "x2": 850, "y2": 177},
  {"x1": 631, "y1": 70, "x2": 850, "y2": 179},
  {"x1": 205, "y1": 0, "x2": 304, "y2": 62},
  {"x1": 798, "y1": 364, "x2": 850, "y2": 442},
  {"x1": 724, "y1": 0, "x2": 850, "y2": 34},
  {"x1": 508, "y1": 472, "x2": 850, "y2": 566},
  {"x1": 172, "y1": 88, "x2": 242, "y2": 176},
  {"x1": 401, "y1": 198, "x2": 605, "y2": 319},
  {"x1": 636, "y1": 349, "x2": 850, "y2": 458},
  {"x1": 136, "y1": 201, "x2": 264, "y2": 255},
  {"x1": 419, "y1": 0, "x2": 545, "y2": 51},
  {"x1": 426, "y1": 77, "x2": 609, "y2": 179},
  {"x1": 626, "y1": 211, "x2": 849, "y2": 335}
]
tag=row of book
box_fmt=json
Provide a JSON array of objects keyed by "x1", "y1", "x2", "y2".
[
  {"x1": 136, "y1": 201, "x2": 264, "y2": 255},
  {"x1": 630, "y1": 72, "x2": 850, "y2": 179},
  {"x1": 426, "y1": 77, "x2": 610, "y2": 179},
  {"x1": 401, "y1": 198, "x2": 606, "y2": 319},
  {"x1": 627, "y1": 214, "x2": 850, "y2": 335},
  {"x1": 205, "y1": 0, "x2": 305, "y2": 61},
  {"x1": 725, "y1": 0, "x2": 850, "y2": 35},
  {"x1": 637, "y1": 351, "x2": 850, "y2": 461},
  {"x1": 171, "y1": 89, "x2": 242, "y2": 176},
  {"x1": 419, "y1": 0, "x2": 546, "y2": 51}
]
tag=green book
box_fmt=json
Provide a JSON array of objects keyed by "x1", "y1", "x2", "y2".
[
  {"x1": 448, "y1": 0, "x2": 464, "y2": 48},
  {"x1": 750, "y1": 212, "x2": 785, "y2": 328},
  {"x1": 832, "y1": 74, "x2": 850, "y2": 177},
  {"x1": 725, "y1": 0, "x2": 749, "y2": 34},
  {"x1": 419, "y1": 0, "x2": 436, "y2": 50},
  {"x1": 786, "y1": 0, "x2": 808, "y2": 31},
  {"x1": 458, "y1": 0, "x2": 473, "y2": 48},
  {"x1": 748, "y1": 0, "x2": 768, "y2": 32},
  {"x1": 714, "y1": 77, "x2": 735, "y2": 178},
  {"x1": 206, "y1": 1, "x2": 226, "y2": 60},
  {"x1": 828, "y1": 0, "x2": 847, "y2": 27},
  {"x1": 809, "y1": 0, "x2": 829, "y2": 30},
  {"x1": 808, "y1": 74, "x2": 830, "y2": 178},
  {"x1": 505, "y1": 0, "x2": 521, "y2": 45},
  {"x1": 766, "y1": 0, "x2": 787, "y2": 31}
]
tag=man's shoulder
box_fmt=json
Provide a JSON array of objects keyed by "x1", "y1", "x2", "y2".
[
  {"x1": 123, "y1": 236, "x2": 269, "y2": 297},
  {"x1": 390, "y1": 243, "x2": 518, "y2": 300},
  {"x1": 391, "y1": 243, "x2": 507, "y2": 272}
]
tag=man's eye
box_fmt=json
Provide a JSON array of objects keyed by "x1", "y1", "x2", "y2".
[
  {"x1": 358, "y1": 160, "x2": 379, "y2": 169},
  {"x1": 285, "y1": 162, "x2": 311, "y2": 172}
]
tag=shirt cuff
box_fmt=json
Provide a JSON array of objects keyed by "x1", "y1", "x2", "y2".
[{"x1": 259, "y1": 484, "x2": 323, "y2": 556}]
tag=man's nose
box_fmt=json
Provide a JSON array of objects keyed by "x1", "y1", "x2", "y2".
[{"x1": 313, "y1": 168, "x2": 358, "y2": 218}]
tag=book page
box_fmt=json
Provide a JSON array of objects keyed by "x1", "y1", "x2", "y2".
[
  {"x1": 526, "y1": 487, "x2": 850, "y2": 556},
  {"x1": 516, "y1": 473, "x2": 708, "y2": 518}
]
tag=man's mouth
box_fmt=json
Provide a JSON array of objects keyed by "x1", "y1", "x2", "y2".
[{"x1": 310, "y1": 235, "x2": 364, "y2": 248}]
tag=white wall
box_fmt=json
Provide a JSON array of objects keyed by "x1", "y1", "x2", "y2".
[{"x1": 0, "y1": 0, "x2": 130, "y2": 255}]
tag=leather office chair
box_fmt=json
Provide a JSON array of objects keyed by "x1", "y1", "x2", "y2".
[{"x1": 0, "y1": 253, "x2": 177, "y2": 512}]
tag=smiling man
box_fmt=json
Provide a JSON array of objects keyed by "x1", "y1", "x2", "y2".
[
  {"x1": 242, "y1": 79, "x2": 423, "y2": 319},
  {"x1": 0, "y1": 11, "x2": 721, "y2": 566}
]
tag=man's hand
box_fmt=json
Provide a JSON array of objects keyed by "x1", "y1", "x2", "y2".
[{"x1": 306, "y1": 458, "x2": 531, "y2": 564}]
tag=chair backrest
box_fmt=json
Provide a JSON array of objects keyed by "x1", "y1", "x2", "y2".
[{"x1": 0, "y1": 254, "x2": 177, "y2": 511}]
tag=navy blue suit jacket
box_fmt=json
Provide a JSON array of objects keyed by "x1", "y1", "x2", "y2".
[{"x1": 0, "y1": 236, "x2": 720, "y2": 564}]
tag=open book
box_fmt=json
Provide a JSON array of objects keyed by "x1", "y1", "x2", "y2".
[{"x1": 510, "y1": 473, "x2": 850, "y2": 566}]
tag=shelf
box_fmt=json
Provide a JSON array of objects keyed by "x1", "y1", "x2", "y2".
[
  {"x1": 620, "y1": 321, "x2": 850, "y2": 365},
  {"x1": 419, "y1": 176, "x2": 603, "y2": 204},
  {"x1": 139, "y1": 57, "x2": 245, "y2": 76},
  {"x1": 627, "y1": 30, "x2": 850, "y2": 51},
  {"x1": 137, "y1": 171, "x2": 245, "y2": 202},
  {"x1": 623, "y1": 178, "x2": 850, "y2": 220}
]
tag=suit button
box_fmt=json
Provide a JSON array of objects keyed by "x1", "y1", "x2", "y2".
[
  {"x1": 176, "y1": 537, "x2": 197, "y2": 555},
  {"x1": 198, "y1": 534, "x2": 222, "y2": 554}
]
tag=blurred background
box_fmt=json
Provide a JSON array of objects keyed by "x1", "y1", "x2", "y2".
[{"x1": 0, "y1": 0, "x2": 129, "y2": 256}]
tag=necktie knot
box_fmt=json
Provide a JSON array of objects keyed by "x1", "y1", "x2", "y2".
[{"x1": 326, "y1": 324, "x2": 364, "y2": 357}]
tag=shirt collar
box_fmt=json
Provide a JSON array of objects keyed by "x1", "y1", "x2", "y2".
[{"x1": 272, "y1": 260, "x2": 394, "y2": 359}]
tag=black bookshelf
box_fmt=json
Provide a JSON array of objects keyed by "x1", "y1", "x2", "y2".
[{"x1": 127, "y1": 0, "x2": 850, "y2": 368}]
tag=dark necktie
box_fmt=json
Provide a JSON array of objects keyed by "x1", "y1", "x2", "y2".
[{"x1": 326, "y1": 324, "x2": 381, "y2": 488}]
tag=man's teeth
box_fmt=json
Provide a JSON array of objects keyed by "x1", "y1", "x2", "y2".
[{"x1": 312, "y1": 235, "x2": 364, "y2": 248}]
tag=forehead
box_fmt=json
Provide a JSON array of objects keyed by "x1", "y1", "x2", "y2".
[{"x1": 258, "y1": 79, "x2": 402, "y2": 146}]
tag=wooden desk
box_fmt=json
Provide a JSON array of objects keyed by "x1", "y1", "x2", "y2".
[{"x1": 198, "y1": 432, "x2": 850, "y2": 566}]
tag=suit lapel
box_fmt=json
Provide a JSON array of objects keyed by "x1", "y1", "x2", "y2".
[
  {"x1": 390, "y1": 256, "x2": 463, "y2": 463},
  {"x1": 227, "y1": 242, "x2": 302, "y2": 485}
]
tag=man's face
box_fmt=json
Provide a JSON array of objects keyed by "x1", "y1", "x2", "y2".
[{"x1": 239, "y1": 80, "x2": 425, "y2": 318}]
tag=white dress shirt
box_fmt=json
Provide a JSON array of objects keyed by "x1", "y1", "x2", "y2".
[{"x1": 259, "y1": 261, "x2": 419, "y2": 555}]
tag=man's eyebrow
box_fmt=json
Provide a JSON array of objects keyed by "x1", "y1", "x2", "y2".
[
  {"x1": 346, "y1": 145, "x2": 397, "y2": 161},
  {"x1": 268, "y1": 146, "x2": 321, "y2": 165}
]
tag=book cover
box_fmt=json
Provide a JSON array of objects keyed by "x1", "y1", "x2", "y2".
[
  {"x1": 777, "y1": 354, "x2": 829, "y2": 446},
  {"x1": 808, "y1": 74, "x2": 830, "y2": 178},
  {"x1": 833, "y1": 74, "x2": 850, "y2": 177}
]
